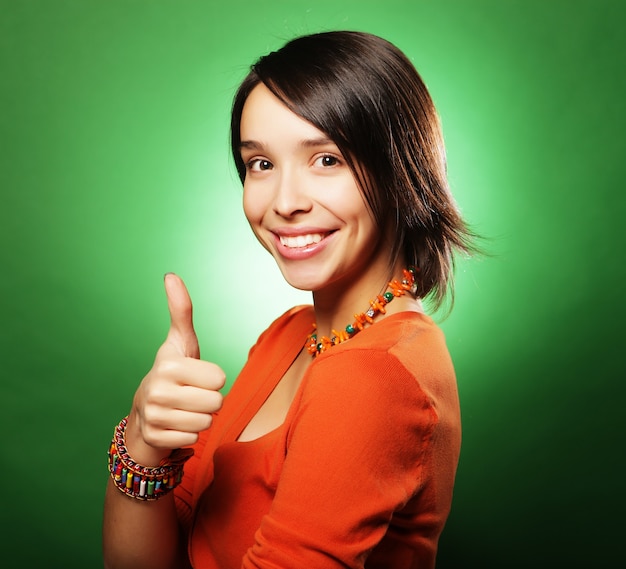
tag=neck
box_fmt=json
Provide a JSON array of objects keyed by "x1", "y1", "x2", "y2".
[{"x1": 311, "y1": 259, "x2": 421, "y2": 341}]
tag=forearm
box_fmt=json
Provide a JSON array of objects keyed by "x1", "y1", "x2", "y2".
[
  {"x1": 102, "y1": 417, "x2": 191, "y2": 569},
  {"x1": 103, "y1": 479, "x2": 190, "y2": 569}
]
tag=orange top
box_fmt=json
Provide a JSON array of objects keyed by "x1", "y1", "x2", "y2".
[{"x1": 175, "y1": 305, "x2": 461, "y2": 569}]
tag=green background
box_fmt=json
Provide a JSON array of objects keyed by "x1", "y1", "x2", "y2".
[{"x1": 1, "y1": 1, "x2": 624, "y2": 567}]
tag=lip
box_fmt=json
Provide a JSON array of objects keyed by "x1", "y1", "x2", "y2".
[{"x1": 271, "y1": 227, "x2": 336, "y2": 260}]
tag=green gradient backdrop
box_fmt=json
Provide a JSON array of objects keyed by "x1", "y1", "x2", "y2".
[{"x1": 1, "y1": 1, "x2": 624, "y2": 567}]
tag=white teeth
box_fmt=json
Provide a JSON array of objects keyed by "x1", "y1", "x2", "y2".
[{"x1": 279, "y1": 233, "x2": 324, "y2": 248}]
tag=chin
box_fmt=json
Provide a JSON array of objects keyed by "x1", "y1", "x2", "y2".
[
  {"x1": 283, "y1": 275, "x2": 322, "y2": 293},
  {"x1": 278, "y1": 264, "x2": 327, "y2": 293}
]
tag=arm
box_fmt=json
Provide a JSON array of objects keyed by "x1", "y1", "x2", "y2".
[
  {"x1": 102, "y1": 274, "x2": 225, "y2": 569},
  {"x1": 103, "y1": 419, "x2": 191, "y2": 569}
]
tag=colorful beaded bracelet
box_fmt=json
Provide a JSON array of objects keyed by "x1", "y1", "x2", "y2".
[{"x1": 107, "y1": 416, "x2": 194, "y2": 501}]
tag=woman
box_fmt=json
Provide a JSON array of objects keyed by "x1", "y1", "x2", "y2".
[{"x1": 103, "y1": 31, "x2": 474, "y2": 569}]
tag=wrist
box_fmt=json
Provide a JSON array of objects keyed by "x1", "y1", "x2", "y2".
[{"x1": 107, "y1": 416, "x2": 193, "y2": 501}]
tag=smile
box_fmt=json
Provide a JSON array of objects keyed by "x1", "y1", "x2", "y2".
[
  {"x1": 279, "y1": 233, "x2": 326, "y2": 248},
  {"x1": 272, "y1": 229, "x2": 335, "y2": 261}
]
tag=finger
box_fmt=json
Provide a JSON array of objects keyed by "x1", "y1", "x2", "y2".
[
  {"x1": 148, "y1": 383, "x2": 224, "y2": 415},
  {"x1": 146, "y1": 408, "x2": 216, "y2": 434},
  {"x1": 142, "y1": 425, "x2": 208, "y2": 450},
  {"x1": 141, "y1": 410, "x2": 216, "y2": 448},
  {"x1": 175, "y1": 386, "x2": 224, "y2": 414},
  {"x1": 155, "y1": 344, "x2": 226, "y2": 390},
  {"x1": 164, "y1": 273, "x2": 200, "y2": 359}
]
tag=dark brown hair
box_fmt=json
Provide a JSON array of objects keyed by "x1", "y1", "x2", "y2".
[{"x1": 230, "y1": 31, "x2": 476, "y2": 310}]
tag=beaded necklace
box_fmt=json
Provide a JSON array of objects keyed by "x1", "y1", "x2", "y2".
[{"x1": 306, "y1": 267, "x2": 418, "y2": 358}]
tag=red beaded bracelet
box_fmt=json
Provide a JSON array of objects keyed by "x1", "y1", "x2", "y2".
[{"x1": 107, "y1": 416, "x2": 194, "y2": 501}]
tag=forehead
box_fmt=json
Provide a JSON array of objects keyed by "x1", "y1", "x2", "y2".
[{"x1": 240, "y1": 83, "x2": 327, "y2": 143}]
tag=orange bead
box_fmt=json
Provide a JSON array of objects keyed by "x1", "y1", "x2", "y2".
[
  {"x1": 353, "y1": 313, "x2": 367, "y2": 330},
  {"x1": 370, "y1": 295, "x2": 387, "y2": 314},
  {"x1": 332, "y1": 329, "x2": 350, "y2": 343}
]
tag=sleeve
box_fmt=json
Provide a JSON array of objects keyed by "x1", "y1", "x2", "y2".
[{"x1": 242, "y1": 348, "x2": 438, "y2": 569}]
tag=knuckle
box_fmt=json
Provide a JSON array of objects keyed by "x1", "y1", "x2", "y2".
[
  {"x1": 142, "y1": 425, "x2": 160, "y2": 447},
  {"x1": 147, "y1": 385, "x2": 170, "y2": 406},
  {"x1": 142, "y1": 404, "x2": 159, "y2": 424},
  {"x1": 156, "y1": 357, "x2": 183, "y2": 379}
]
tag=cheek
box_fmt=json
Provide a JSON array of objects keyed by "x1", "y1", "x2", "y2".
[
  {"x1": 242, "y1": 186, "x2": 266, "y2": 226},
  {"x1": 327, "y1": 182, "x2": 373, "y2": 226},
  {"x1": 333, "y1": 190, "x2": 380, "y2": 245},
  {"x1": 242, "y1": 189, "x2": 272, "y2": 252}
]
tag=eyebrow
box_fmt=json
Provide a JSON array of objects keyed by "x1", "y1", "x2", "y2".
[{"x1": 239, "y1": 137, "x2": 336, "y2": 151}]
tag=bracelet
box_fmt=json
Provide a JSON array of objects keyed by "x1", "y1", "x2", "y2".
[{"x1": 107, "y1": 416, "x2": 194, "y2": 501}]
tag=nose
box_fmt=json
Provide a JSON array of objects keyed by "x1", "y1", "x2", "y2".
[{"x1": 272, "y1": 168, "x2": 312, "y2": 218}]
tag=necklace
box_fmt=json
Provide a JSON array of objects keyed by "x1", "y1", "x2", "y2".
[{"x1": 305, "y1": 267, "x2": 418, "y2": 358}]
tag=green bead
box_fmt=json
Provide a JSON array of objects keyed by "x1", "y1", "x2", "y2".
[
  {"x1": 346, "y1": 324, "x2": 355, "y2": 334},
  {"x1": 384, "y1": 292, "x2": 394, "y2": 302}
]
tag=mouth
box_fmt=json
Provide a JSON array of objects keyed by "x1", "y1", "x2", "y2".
[
  {"x1": 278, "y1": 232, "x2": 328, "y2": 249},
  {"x1": 271, "y1": 229, "x2": 336, "y2": 260}
]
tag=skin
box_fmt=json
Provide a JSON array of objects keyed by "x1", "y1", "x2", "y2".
[
  {"x1": 102, "y1": 82, "x2": 421, "y2": 569},
  {"x1": 240, "y1": 84, "x2": 421, "y2": 340}
]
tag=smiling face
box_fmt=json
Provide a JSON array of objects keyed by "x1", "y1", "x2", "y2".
[{"x1": 240, "y1": 83, "x2": 392, "y2": 296}]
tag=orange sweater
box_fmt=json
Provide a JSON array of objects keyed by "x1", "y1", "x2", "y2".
[{"x1": 175, "y1": 305, "x2": 461, "y2": 568}]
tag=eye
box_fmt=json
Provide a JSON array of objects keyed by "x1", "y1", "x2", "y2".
[
  {"x1": 314, "y1": 154, "x2": 341, "y2": 168},
  {"x1": 246, "y1": 158, "x2": 273, "y2": 172}
]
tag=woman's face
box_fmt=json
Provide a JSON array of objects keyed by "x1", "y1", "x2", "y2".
[{"x1": 239, "y1": 83, "x2": 388, "y2": 294}]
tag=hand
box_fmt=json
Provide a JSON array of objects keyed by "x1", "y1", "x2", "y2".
[{"x1": 125, "y1": 273, "x2": 225, "y2": 465}]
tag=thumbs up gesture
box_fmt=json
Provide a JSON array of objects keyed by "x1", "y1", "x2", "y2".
[{"x1": 124, "y1": 273, "x2": 226, "y2": 466}]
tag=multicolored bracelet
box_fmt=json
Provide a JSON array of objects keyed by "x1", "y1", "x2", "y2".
[{"x1": 107, "y1": 416, "x2": 194, "y2": 501}]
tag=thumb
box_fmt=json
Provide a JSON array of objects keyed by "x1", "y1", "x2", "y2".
[{"x1": 164, "y1": 273, "x2": 200, "y2": 359}]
